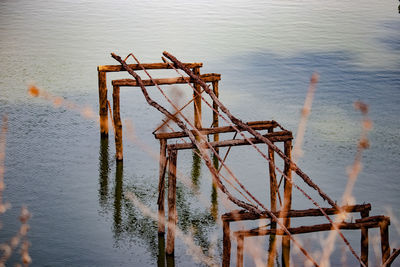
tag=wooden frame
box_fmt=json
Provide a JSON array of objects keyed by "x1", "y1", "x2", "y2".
[
  {"x1": 97, "y1": 62, "x2": 203, "y2": 137},
  {"x1": 221, "y1": 204, "x2": 392, "y2": 267},
  {"x1": 154, "y1": 120, "x2": 292, "y2": 256}
]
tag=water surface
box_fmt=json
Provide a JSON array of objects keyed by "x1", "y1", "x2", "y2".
[{"x1": 0, "y1": 0, "x2": 399, "y2": 266}]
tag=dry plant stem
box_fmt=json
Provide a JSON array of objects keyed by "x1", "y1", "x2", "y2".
[
  {"x1": 163, "y1": 52, "x2": 336, "y2": 208},
  {"x1": 111, "y1": 53, "x2": 320, "y2": 267},
  {"x1": 319, "y1": 103, "x2": 372, "y2": 267},
  {"x1": 0, "y1": 116, "x2": 10, "y2": 215},
  {"x1": 162, "y1": 52, "x2": 363, "y2": 265},
  {"x1": 292, "y1": 73, "x2": 318, "y2": 162}
]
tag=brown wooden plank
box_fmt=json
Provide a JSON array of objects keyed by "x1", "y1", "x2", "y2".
[
  {"x1": 98, "y1": 62, "x2": 203, "y2": 72},
  {"x1": 167, "y1": 131, "x2": 293, "y2": 151},
  {"x1": 154, "y1": 121, "x2": 279, "y2": 140},
  {"x1": 221, "y1": 204, "x2": 372, "y2": 222},
  {"x1": 112, "y1": 73, "x2": 221, "y2": 87}
]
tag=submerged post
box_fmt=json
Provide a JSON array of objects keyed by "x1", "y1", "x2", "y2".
[
  {"x1": 212, "y1": 80, "x2": 219, "y2": 154},
  {"x1": 237, "y1": 234, "x2": 244, "y2": 267},
  {"x1": 267, "y1": 127, "x2": 278, "y2": 267},
  {"x1": 193, "y1": 67, "x2": 202, "y2": 131},
  {"x1": 360, "y1": 210, "x2": 370, "y2": 266},
  {"x1": 98, "y1": 70, "x2": 108, "y2": 137},
  {"x1": 158, "y1": 139, "x2": 167, "y2": 234},
  {"x1": 380, "y1": 218, "x2": 390, "y2": 265},
  {"x1": 166, "y1": 149, "x2": 177, "y2": 255},
  {"x1": 222, "y1": 220, "x2": 231, "y2": 267},
  {"x1": 282, "y1": 140, "x2": 293, "y2": 267},
  {"x1": 112, "y1": 85, "x2": 123, "y2": 161}
]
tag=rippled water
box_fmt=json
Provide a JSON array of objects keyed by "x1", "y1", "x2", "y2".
[{"x1": 0, "y1": 0, "x2": 399, "y2": 266}]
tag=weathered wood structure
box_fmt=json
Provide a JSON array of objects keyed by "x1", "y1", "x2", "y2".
[
  {"x1": 97, "y1": 52, "x2": 398, "y2": 267},
  {"x1": 97, "y1": 62, "x2": 203, "y2": 138}
]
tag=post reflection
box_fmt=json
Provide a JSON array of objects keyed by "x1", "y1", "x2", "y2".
[
  {"x1": 191, "y1": 150, "x2": 201, "y2": 193},
  {"x1": 211, "y1": 154, "x2": 219, "y2": 220},
  {"x1": 98, "y1": 137, "x2": 109, "y2": 209},
  {"x1": 157, "y1": 234, "x2": 166, "y2": 267},
  {"x1": 156, "y1": 235, "x2": 176, "y2": 267},
  {"x1": 113, "y1": 161, "x2": 123, "y2": 238}
]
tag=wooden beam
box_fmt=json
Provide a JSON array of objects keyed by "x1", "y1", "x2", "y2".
[
  {"x1": 221, "y1": 204, "x2": 372, "y2": 222},
  {"x1": 167, "y1": 131, "x2": 292, "y2": 151},
  {"x1": 112, "y1": 73, "x2": 221, "y2": 87},
  {"x1": 98, "y1": 62, "x2": 203, "y2": 72},
  {"x1": 154, "y1": 120, "x2": 278, "y2": 140}
]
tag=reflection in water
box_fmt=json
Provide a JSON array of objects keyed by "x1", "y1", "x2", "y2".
[
  {"x1": 98, "y1": 137, "x2": 109, "y2": 209},
  {"x1": 158, "y1": 234, "x2": 175, "y2": 267},
  {"x1": 98, "y1": 143, "x2": 220, "y2": 266},
  {"x1": 191, "y1": 150, "x2": 201, "y2": 193},
  {"x1": 113, "y1": 161, "x2": 123, "y2": 239},
  {"x1": 157, "y1": 234, "x2": 166, "y2": 267},
  {"x1": 210, "y1": 183, "x2": 218, "y2": 221},
  {"x1": 211, "y1": 154, "x2": 219, "y2": 220}
]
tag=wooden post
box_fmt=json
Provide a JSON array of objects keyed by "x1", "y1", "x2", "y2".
[
  {"x1": 282, "y1": 140, "x2": 293, "y2": 267},
  {"x1": 193, "y1": 67, "x2": 202, "y2": 131},
  {"x1": 360, "y1": 210, "x2": 370, "y2": 266},
  {"x1": 380, "y1": 219, "x2": 390, "y2": 265},
  {"x1": 267, "y1": 127, "x2": 277, "y2": 267},
  {"x1": 166, "y1": 149, "x2": 177, "y2": 255},
  {"x1": 112, "y1": 85, "x2": 123, "y2": 161},
  {"x1": 212, "y1": 80, "x2": 219, "y2": 154},
  {"x1": 98, "y1": 70, "x2": 108, "y2": 137},
  {"x1": 222, "y1": 220, "x2": 231, "y2": 267},
  {"x1": 237, "y1": 234, "x2": 244, "y2": 267},
  {"x1": 158, "y1": 139, "x2": 167, "y2": 234}
]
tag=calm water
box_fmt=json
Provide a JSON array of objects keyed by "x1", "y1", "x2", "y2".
[{"x1": 0, "y1": 0, "x2": 399, "y2": 266}]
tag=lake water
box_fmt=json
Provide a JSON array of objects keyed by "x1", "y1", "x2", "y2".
[{"x1": 0, "y1": 0, "x2": 399, "y2": 266}]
